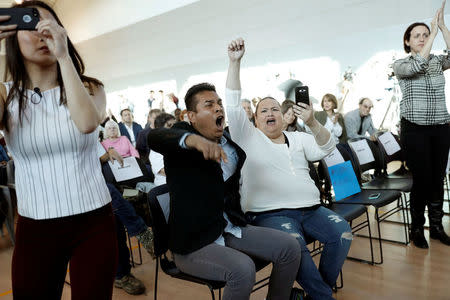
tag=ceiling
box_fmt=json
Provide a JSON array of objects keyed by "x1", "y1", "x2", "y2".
[{"x1": 1, "y1": 0, "x2": 447, "y2": 92}]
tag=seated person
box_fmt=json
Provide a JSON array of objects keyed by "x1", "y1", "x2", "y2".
[
  {"x1": 148, "y1": 82, "x2": 301, "y2": 300},
  {"x1": 225, "y1": 38, "x2": 352, "y2": 300},
  {"x1": 149, "y1": 113, "x2": 176, "y2": 186},
  {"x1": 102, "y1": 120, "x2": 140, "y2": 158},
  {"x1": 281, "y1": 100, "x2": 304, "y2": 132},
  {"x1": 314, "y1": 94, "x2": 347, "y2": 144},
  {"x1": 97, "y1": 144, "x2": 155, "y2": 295},
  {"x1": 241, "y1": 98, "x2": 255, "y2": 125},
  {"x1": 0, "y1": 144, "x2": 9, "y2": 166},
  {"x1": 118, "y1": 108, "x2": 143, "y2": 147},
  {"x1": 344, "y1": 97, "x2": 377, "y2": 141}
]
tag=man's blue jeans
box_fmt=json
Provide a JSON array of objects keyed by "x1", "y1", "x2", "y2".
[
  {"x1": 107, "y1": 183, "x2": 147, "y2": 279},
  {"x1": 248, "y1": 206, "x2": 352, "y2": 300}
]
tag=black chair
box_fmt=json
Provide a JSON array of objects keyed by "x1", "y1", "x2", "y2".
[
  {"x1": 308, "y1": 162, "x2": 375, "y2": 265},
  {"x1": 320, "y1": 144, "x2": 406, "y2": 264},
  {"x1": 147, "y1": 185, "x2": 270, "y2": 300},
  {"x1": 348, "y1": 138, "x2": 412, "y2": 238}
]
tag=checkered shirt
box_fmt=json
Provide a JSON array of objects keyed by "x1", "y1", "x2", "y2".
[{"x1": 393, "y1": 53, "x2": 450, "y2": 125}]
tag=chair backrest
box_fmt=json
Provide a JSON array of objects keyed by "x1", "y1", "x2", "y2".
[
  {"x1": 374, "y1": 131, "x2": 405, "y2": 167},
  {"x1": 321, "y1": 144, "x2": 362, "y2": 198},
  {"x1": 347, "y1": 138, "x2": 385, "y2": 176},
  {"x1": 147, "y1": 184, "x2": 170, "y2": 257}
]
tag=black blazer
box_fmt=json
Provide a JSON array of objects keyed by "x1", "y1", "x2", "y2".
[
  {"x1": 147, "y1": 122, "x2": 247, "y2": 255},
  {"x1": 119, "y1": 122, "x2": 143, "y2": 143}
]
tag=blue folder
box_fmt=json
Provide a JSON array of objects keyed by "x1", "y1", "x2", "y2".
[{"x1": 328, "y1": 161, "x2": 361, "y2": 201}]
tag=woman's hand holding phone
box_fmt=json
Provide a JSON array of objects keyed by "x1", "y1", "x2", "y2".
[
  {"x1": 0, "y1": 16, "x2": 17, "y2": 40},
  {"x1": 36, "y1": 19, "x2": 69, "y2": 60}
]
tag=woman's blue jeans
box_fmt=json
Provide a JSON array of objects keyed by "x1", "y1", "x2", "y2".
[{"x1": 248, "y1": 206, "x2": 352, "y2": 300}]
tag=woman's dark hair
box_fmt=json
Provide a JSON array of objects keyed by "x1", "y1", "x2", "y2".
[
  {"x1": 280, "y1": 100, "x2": 297, "y2": 126},
  {"x1": 403, "y1": 22, "x2": 430, "y2": 53},
  {"x1": 154, "y1": 113, "x2": 175, "y2": 129},
  {"x1": 3, "y1": 0, "x2": 103, "y2": 131}
]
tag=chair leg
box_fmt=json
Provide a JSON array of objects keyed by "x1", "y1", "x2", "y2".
[
  {"x1": 207, "y1": 284, "x2": 215, "y2": 300},
  {"x1": 127, "y1": 232, "x2": 135, "y2": 268},
  {"x1": 154, "y1": 258, "x2": 159, "y2": 300},
  {"x1": 219, "y1": 288, "x2": 222, "y2": 300},
  {"x1": 375, "y1": 208, "x2": 384, "y2": 265}
]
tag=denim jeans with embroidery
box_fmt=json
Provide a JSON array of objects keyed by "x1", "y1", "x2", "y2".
[{"x1": 248, "y1": 206, "x2": 352, "y2": 300}]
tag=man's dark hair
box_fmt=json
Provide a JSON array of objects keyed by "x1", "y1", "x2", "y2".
[
  {"x1": 184, "y1": 83, "x2": 217, "y2": 112},
  {"x1": 155, "y1": 113, "x2": 176, "y2": 129},
  {"x1": 403, "y1": 22, "x2": 430, "y2": 53},
  {"x1": 120, "y1": 108, "x2": 131, "y2": 116},
  {"x1": 150, "y1": 90, "x2": 154, "y2": 93}
]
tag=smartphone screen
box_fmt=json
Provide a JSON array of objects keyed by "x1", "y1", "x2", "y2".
[
  {"x1": 368, "y1": 193, "x2": 380, "y2": 199},
  {"x1": 295, "y1": 86, "x2": 309, "y2": 105},
  {"x1": 0, "y1": 8, "x2": 40, "y2": 31}
]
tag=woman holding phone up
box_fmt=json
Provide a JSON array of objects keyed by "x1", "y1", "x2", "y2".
[
  {"x1": 393, "y1": 1, "x2": 450, "y2": 248},
  {"x1": 0, "y1": 1, "x2": 117, "y2": 299}
]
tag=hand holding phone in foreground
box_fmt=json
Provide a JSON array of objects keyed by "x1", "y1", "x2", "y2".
[{"x1": 0, "y1": 15, "x2": 17, "y2": 40}]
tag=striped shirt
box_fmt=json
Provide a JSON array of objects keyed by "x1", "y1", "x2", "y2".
[
  {"x1": 393, "y1": 53, "x2": 450, "y2": 125},
  {"x1": 3, "y1": 83, "x2": 111, "y2": 220}
]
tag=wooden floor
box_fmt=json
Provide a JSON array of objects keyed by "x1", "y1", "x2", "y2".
[{"x1": 1, "y1": 187, "x2": 450, "y2": 299}]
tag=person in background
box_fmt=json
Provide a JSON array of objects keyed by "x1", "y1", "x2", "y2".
[
  {"x1": 148, "y1": 90, "x2": 156, "y2": 109},
  {"x1": 281, "y1": 100, "x2": 303, "y2": 132},
  {"x1": 180, "y1": 109, "x2": 189, "y2": 123},
  {"x1": 168, "y1": 92, "x2": 179, "y2": 109},
  {"x1": 149, "y1": 113, "x2": 176, "y2": 186},
  {"x1": 241, "y1": 98, "x2": 255, "y2": 125},
  {"x1": 0, "y1": 144, "x2": 9, "y2": 166},
  {"x1": 102, "y1": 120, "x2": 140, "y2": 158},
  {"x1": 0, "y1": 1, "x2": 116, "y2": 298},
  {"x1": 344, "y1": 97, "x2": 377, "y2": 141},
  {"x1": 314, "y1": 94, "x2": 347, "y2": 144},
  {"x1": 138, "y1": 109, "x2": 162, "y2": 166},
  {"x1": 119, "y1": 108, "x2": 143, "y2": 147},
  {"x1": 174, "y1": 108, "x2": 182, "y2": 122},
  {"x1": 393, "y1": 1, "x2": 450, "y2": 248}
]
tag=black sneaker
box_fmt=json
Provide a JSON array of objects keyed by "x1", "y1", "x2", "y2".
[
  {"x1": 430, "y1": 226, "x2": 450, "y2": 246},
  {"x1": 410, "y1": 228, "x2": 429, "y2": 249}
]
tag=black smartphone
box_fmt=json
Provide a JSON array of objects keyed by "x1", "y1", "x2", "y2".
[
  {"x1": 0, "y1": 8, "x2": 40, "y2": 30},
  {"x1": 295, "y1": 86, "x2": 310, "y2": 105}
]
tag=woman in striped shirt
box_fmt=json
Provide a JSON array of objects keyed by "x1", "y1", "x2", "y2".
[
  {"x1": 393, "y1": 1, "x2": 450, "y2": 249},
  {"x1": 0, "y1": 1, "x2": 117, "y2": 299}
]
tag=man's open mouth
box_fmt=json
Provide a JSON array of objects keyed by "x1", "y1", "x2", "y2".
[{"x1": 216, "y1": 116, "x2": 224, "y2": 129}]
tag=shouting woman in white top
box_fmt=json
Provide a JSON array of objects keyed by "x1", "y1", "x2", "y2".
[
  {"x1": 225, "y1": 38, "x2": 352, "y2": 300},
  {"x1": 0, "y1": 1, "x2": 116, "y2": 299}
]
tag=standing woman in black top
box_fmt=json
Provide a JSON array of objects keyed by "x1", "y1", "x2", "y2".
[{"x1": 393, "y1": 1, "x2": 450, "y2": 248}]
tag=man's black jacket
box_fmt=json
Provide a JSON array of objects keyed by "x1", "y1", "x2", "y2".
[{"x1": 147, "y1": 122, "x2": 247, "y2": 255}]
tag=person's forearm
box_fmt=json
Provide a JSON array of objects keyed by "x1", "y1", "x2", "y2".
[
  {"x1": 226, "y1": 60, "x2": 241, "y2": 91},
  {"x1": 58, "y1": 56, "x2": 104, "y2": 133},
  {"x1": 442, "y1": 27, "x2": 450, "y2": 49},
  {"x1": 419, "y1": 32, "x2": 437, "y2": 59},
  {"x1": 307, "y1": 119, "x2": 330, "y2": 146}
]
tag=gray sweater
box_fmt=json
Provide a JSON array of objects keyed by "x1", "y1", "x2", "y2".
[{"x1": 344, "y1": 108, "x2": 376, "y2": 140}]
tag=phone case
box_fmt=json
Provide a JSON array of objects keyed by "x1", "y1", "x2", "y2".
[
  {"x1": 0, "y1": 8, "x2": 39, "y2": 30},
  {"x1": 295, "y1": 86, "x2": 309, "y2": 105}
]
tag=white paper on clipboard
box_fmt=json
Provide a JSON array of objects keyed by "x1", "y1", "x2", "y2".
[
  {"x1": 378, "y1": 132, "x2": 401, "y2": 156},
  {"x1": 324, "y1": 148, "x2": 345, "y2": 167},
  {"x1": 349, "y1": 139, "x2": 375, "y2": 165},
  {"x1": 108, "y1": 156, "x2": 143, "y2": 182}
]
